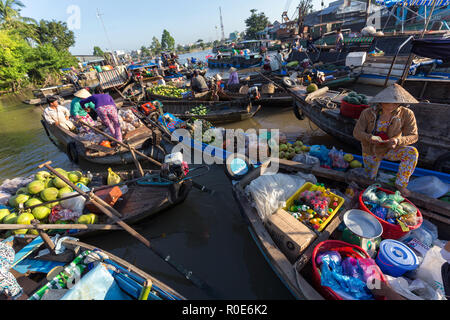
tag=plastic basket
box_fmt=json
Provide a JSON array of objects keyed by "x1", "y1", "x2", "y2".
[
  {"x1": 359, "y1": 188, "x2": 423, "y2": 240},
  {"x1": 283, "y1": 182, "x2": 345, "y2": 232},
  {"x1": 340, "y1": 101, "x2": 369, "y2": 119},
  {"x1": 311, "y1": 240, "x2": 387, "y2": 300}
]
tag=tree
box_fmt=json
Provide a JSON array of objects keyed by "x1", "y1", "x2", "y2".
[
  {"x1": 36, "y1": 20, "x2": 75, "y2": 51},
  {"x1": 140, "y1": 45, "x2": 151, "y2": 57},
  {"x1": 0, "y1": 0, "x2": 37, "y2": 41},
  {"x1": 0, "y1": 29, "x2": 30, "y2": 91},
  {"x1": 150, "y1": 36, "x2": 161, "y2": 55},
  {"x1": 161, "y1": 29, "x2": 175, "y2": 52},
  {"x1": 0, "y1": 0, "x2": 25, "y2": 24},
  {"x1": 245, "y1": 9, "x2": 269, "y2": 40},
  {"x1": 93, "y1": 46, "x2": 104, "y2": 56},
  {"x1": 298, "y1": 0, "x2": 313, "y2": 32}
]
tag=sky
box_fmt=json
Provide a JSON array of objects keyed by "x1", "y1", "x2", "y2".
[{"x1": 21, "y1": 0, "x2": 324, "y2": 55}]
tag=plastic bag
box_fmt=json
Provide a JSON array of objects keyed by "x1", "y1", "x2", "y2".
[
  {"x1": 362, "y1": 184, "x2": 382, "y2": 204},
  {"x1": 415, "y1": 246, "x2": 447, "y2": 298},
  {"x1": 386, "y1": 275, "x2": 446, "y2": 300},
  {"x1": 0, "y1": 192, "x2": 11, "y2": 205},
  {"x1": 329, "y1": 147, "x2": 349, "y2": 170},
  {"x1": 107, "y1": 168, "x2": 121, "y2": 186},
  {"x1": 309, "y1": 145, "x2": 331, "y2": 166},
  {"x1": 408, "y1": 176, "x2": 449, "y2": 199},
  {"x1": 292, "y1": 153, "x2": 320, "y2": 167},
  {"x1": 0, "y1": 176, "x2": 33, "y2": 195},
  {"x1": 245, "y1": 173, "x2": 314, "y2": 221},
  {"x1": 60, "y1": 192, "x2": 86, "y2": 214}
]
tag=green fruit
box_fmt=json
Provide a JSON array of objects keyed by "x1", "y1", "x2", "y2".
[
  {"x1": 0, "y1": 209, "x2": 11, "y2": 223},
  {"x1": 27, "y1": 180, "x2": 45, "y2": 195},
  {"x1": 25, "y1": 198, "x2": 43, "y2": 208},
  {"x1": 88, "y1": 214, "x2": 99, "y2": 224},
  {"x1": 295, "y1": 147, "x2": 302, "y2": 154},
  {"x1": 344, "y1": 154, "x2": 354, "y2": 163},
  {"x1": 45, "y1": 202, "x2": 59, "y2": 209},
  {"x1": 55, "y1": 168, "x2": 68, "y2": 177},
  {"x1": 10, "y1": 194, "x2": 30, "y2": 208},
  {"x1": 14, "y1": 229, "x2": 29, "y2": 235},
  {"x1": 280, "y1": 144, "x2": 288, "y2": 152},
  {"x1": 77, "y1": 215, "x2": 93, "y2": 225},
  {"x1": 79, "y1": 177, "x2": 90, "y2": 186},
  {"x1": 43, "y1": 178, "x2": 54, "y2": 189},
  {"x1": 16, "y1": 187, "x2": 29, "y2": 195},
  {"x1": 3, "y1": 213, "x2": 18, "y2": 224},
  {"x1": 28, "y1": 229, "x2": 39, "y2": 236},
  {"x1": 53, "y1": 177, "x2": 69, "y2": 189},
  {"x1": 301, "y1": 146, "x2": 311, "y2": 152},
  {"x1": 58, "y1": 187, "x2": 73, "y2": 199},
  {"x1": 32, "y1": 206, "x2": 51, "y2": 220},
  {"x1": 17, "y1": 212, "x2": 35, "y2": 225},
  {"x1": 307, "y1": 83, "x2": 319, "y2": 93},
  {"x1": 295, "y1": 141, "x2": 304, "y2": 147},
  {"x1": 35, "y1": 171, "x2": 51, "y2": 181},
  {"x1": 350, "y1": 160, "x2": 363, "y2": 169},
  {"x1": 68, "y1": 172, "x2": 82, "y2": 184},
  {"x1": 280, "y1": 151, "x2": 286, "y2": 159},
  {"x1": 41, "y1": 188, "x2": 59, "y2": 202}
]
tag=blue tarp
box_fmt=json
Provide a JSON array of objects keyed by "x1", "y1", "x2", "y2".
[
  {"x1": 375, "y1": 0, "x2": 449, "y2": 7},
  {"x1": 127, "y1": 62, "x2": 157, "y2": 70},
  {"x1": 411, "y1": 38, "x2": 450, "y2": 61}
]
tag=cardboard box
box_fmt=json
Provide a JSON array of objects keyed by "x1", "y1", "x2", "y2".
[
  {"x1": 264, "y1": 209, "x2": 317, "y2": 264},
  {"x1": 86, "y1": 186, "x2": 123, "y2": 214}
]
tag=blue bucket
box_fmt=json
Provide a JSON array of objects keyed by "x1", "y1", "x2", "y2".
[{"x1": 376, "y1": 240, "x2": 419, "y2": 277}]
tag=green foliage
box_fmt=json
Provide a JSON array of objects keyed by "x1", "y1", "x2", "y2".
[
  {"x1": 150, "y1": 36, "x2": 161, "y2": 55},
  {"x1": 0, "y1": 0, "x2": 25, "y2": 24},
  {"x1": 25, "y1": 43, "x2": 77, "y2": 83},
  {"x1": 93, "y1": 46, "x2": 104, "y2": 56},
  {"x1": 0, "y1": 29, "x2": 30, "y2": 91},
  {"x1": 140, "y1": 45, "x2": 151, "y2": 57},
  {"x1": 161, "y1": 29, "x2": 175, "y2": 51},
  {"x1": 36, "y1": 19, "x2": 75, "y2": 51},
  {"x1": 245, "y1": 9, "x2": 269, "y2": 40}
]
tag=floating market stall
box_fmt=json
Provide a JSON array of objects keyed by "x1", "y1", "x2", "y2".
[
  {"x1": 231, "y1": 158, "x2": 450, "y2": 300},
  {"x1": 0, "y1": 235, "x2": 185, "y2": 300}
]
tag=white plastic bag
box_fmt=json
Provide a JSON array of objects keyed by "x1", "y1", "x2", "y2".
[
  {"x1": 60, "y1": 192, "x2": 86, "y2": 214},
  {"x1": 386, "y1": 275, "x2": 446, "y2": 300},
  {"x1": 292, "y1": 154, "x2": 320, "y2": 167},
  {"x1": 245, "y1": 173, "x2": 316, "y2": 221},
  {"x1": 407, "y1": 176, "x2": 449, "y2": 199},
  {"x1": 415, "y1": 246, "x2": 447, "y2": 298}
]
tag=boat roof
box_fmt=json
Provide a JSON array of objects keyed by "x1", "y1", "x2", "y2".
[
  {"x1": 127, "y1": 62, "x2": 157, "y2": 70},
  {"x1": 412, "y1": 38, "x2": 450, "y2": 61}
]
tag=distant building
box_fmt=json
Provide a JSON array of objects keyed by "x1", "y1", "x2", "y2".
[{"x1": 75, "y1": 55, "x2": 106, "y2": 65}]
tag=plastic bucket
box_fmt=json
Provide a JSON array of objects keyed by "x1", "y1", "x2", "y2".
[{"x1": 375, "y1": 239, "x2": 419, "y2": 277}]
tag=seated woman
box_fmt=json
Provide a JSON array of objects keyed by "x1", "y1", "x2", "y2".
[
  {"x1": 353, "y1": 84, "x2": 419, "y2": 197},
  {"x1": 191, "y1": 70, "x2": 209, "y2": 93},
  {"x1": 80, "y1": 93, "x2": 123, "y2": 142},
  {"x1": 227, "y1": 67, "x2": 240, "y2": 92},
  {"x1": 70, "y1": 89, "x2": 96, "y2": 134}
]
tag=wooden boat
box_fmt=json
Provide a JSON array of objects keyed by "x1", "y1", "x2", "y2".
[
  {"x1": 289, "y1": 85, "x2": 450, "y2": 172},
  {"x1": 23, "y1": 84, "x2": 77, "y2": 106},
  {"x1": 1, "y1": 235, "x2": 185, "y2": 300},
  {"x1": 208, "y1": 56, "x2": 263, "y2": 69},
  {"x1": 156, "y1": 99, "x2": 262, "y2": 125},
  {"x1": 40, "y1": 117, "x2": 168, "y2": 165},
  {"x1": 232, "y1": 159, "x2": 450, "y2": 300}
]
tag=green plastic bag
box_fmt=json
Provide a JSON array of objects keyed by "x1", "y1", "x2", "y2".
[{"x1": 107, "y1": 168, "x2": 121, "y2": 186}]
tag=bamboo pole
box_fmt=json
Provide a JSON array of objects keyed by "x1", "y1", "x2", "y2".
[{"x1": 0, "y1": 224, "x2": 122, "y2": 231}]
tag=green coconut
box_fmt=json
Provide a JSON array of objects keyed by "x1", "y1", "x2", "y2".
[
  {"x1": 68, "y1": 171, "x2": 82, "y2": 184},
  {"x1": 79, "y1": 177, "x2": 90, "y2": 186},
  {"x1": 77, "y1": 214, "x2": 93, "y2": 225},
  {"x1": 53, "y1": 177, "x2": 69, "y2": 189},
  {"x1": 3, "y1": 213, "x2": 18, "y2": 225},
  {"x1": 88, "y1": 214, "x2": 99, "y2": 224},
  {"x1": 17, "y1": 212, "x2": 34, "y2": 225},
  {"x1": 0, "y1": 209, "x2": 11, "y2": 223},
  {"x1": 58, "y1": 187, "x2": 73, "y2": 199},
  {"x1": 25, "y1": 198, "x2": 43, "y2": 208},
  {"x1": 10, "y1": 194, "x2": 30, "y2": 208},
  {"x1": 32, "y1": 206, "x2": 51, "y2": 220},
  {"x1": 295, "y1": 147, "x2": 302, "y2": 154},
  {"x1": 28, "y1": 229, "x2": 39, "y2": 236},
  {"x1": 40, "y1": 188, "x2": 59, "y2": 202},
  {"x1": 35, "y1": 171, "x2": 51, "y2": 181},
  {"x1": 307, "y1": 83, "x2": 319, "y2": 93},
  {"x1": 54, "y1": 168, "x2": 68, "y2": 177},
  {"x1": 15, "y1": 187, "x2": 29, "y2": 195},
  {"x1": 43, "y1": 178, "x2": 54, "y2": 189},
  {"x1": 45, "y1": 202, "x2": 59, "y2": 209},
  {"x1": 27, "y1": 180, "x2": 45, "y2": 195},
  {"x1": 279, "y1": 144, "x2": 288, "y2": 152}
]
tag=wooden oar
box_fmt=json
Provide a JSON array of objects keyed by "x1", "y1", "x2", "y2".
[
  {"x1": 0, "y1": 224, "x2": 122, "y2": 231},
  {"x1": 38, "y1": 161, "x2": 219, "y2": 298},
  {"x1": 77, "y1": 120, "x2": 162, "y2": 167}
]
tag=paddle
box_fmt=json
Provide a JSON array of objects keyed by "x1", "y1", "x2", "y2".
[{"x1": 38, "y1": 161, "x2": 220, "y2": 298}]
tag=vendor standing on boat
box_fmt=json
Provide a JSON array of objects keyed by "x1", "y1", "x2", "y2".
[
  {"x1": 227, "y1": 67, "x2": 240, "y2": 92},
  {"x1": 43, "y1": 96, "x2": 76, "y2": 131},
  {"x1": 335, "y1": 28, "x2": 344, "y2": 52},
  {"x1": 80, "y1": 93, "x2": 123, "y2": 142},
  {"x1": 70, "y1": 89, "x2": 96, "y2": 133},
  {"x1": 353, "y1": 84, "x2": 419, "y2": 196}
]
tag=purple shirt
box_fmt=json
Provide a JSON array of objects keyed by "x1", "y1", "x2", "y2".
[
  {"x1": 80, "y1": 94, "x2": 116, "y2": 109},
  {"x1": 227, "y1": 72, "x2": 239, "y2": 86}
]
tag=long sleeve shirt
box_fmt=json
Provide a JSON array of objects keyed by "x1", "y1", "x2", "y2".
[
  {"x1": 227, "y1": 72, "x2": 239, "y2": 86},
  {"x1": 70, "y1": 97, "x2": 95, "y2": 117},
  {"x1": 43, "y1": 105, "x2": 74, "y2": 131},
  {"x1": 80, "y1": 94, "x2": 116, "y2": 109}
]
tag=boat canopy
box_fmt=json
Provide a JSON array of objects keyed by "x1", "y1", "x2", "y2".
[
  {"x1": 411, "y1": 38, "x2": 450, "y2": 61},
  {"x1": 375, "y1": 0, "x2": 449, "y2": 7}
]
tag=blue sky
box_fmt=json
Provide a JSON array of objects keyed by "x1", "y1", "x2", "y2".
[{"x1": 21, "y1": 0, "x2": 323, "y2": 55}]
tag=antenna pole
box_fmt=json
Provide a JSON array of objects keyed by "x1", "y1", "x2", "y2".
[{"x1": 219, "y1": 7, "x2": 226, "y2": 42}]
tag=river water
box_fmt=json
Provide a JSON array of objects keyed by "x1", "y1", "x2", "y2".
[{"x1": 0, "y1": 51, "x2": 357, "y2": 300}]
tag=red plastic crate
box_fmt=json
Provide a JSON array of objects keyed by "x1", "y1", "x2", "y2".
[{"x1": 340, "y1": 101, "x2": 369, "y2": 119}]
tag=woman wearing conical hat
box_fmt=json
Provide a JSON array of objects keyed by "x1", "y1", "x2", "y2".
[
  {"x1": 70, "y1": 88, "x2": 97, "y2": 134},
  {"x1": 353, "y1": 84, "x2": 419, "y2": 196}
]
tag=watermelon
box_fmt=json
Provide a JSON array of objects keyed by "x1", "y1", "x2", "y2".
[{"x1": 307, "y1": 83, "x2": 319, "y2": 94}]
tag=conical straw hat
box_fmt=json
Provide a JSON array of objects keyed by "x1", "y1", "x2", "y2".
[
  {"x1": 74, "y1": 88, "x2": 91, "y2": 99},
  {"x1": 369, "y1": 84, "x2": 419, "y2": 104}
]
